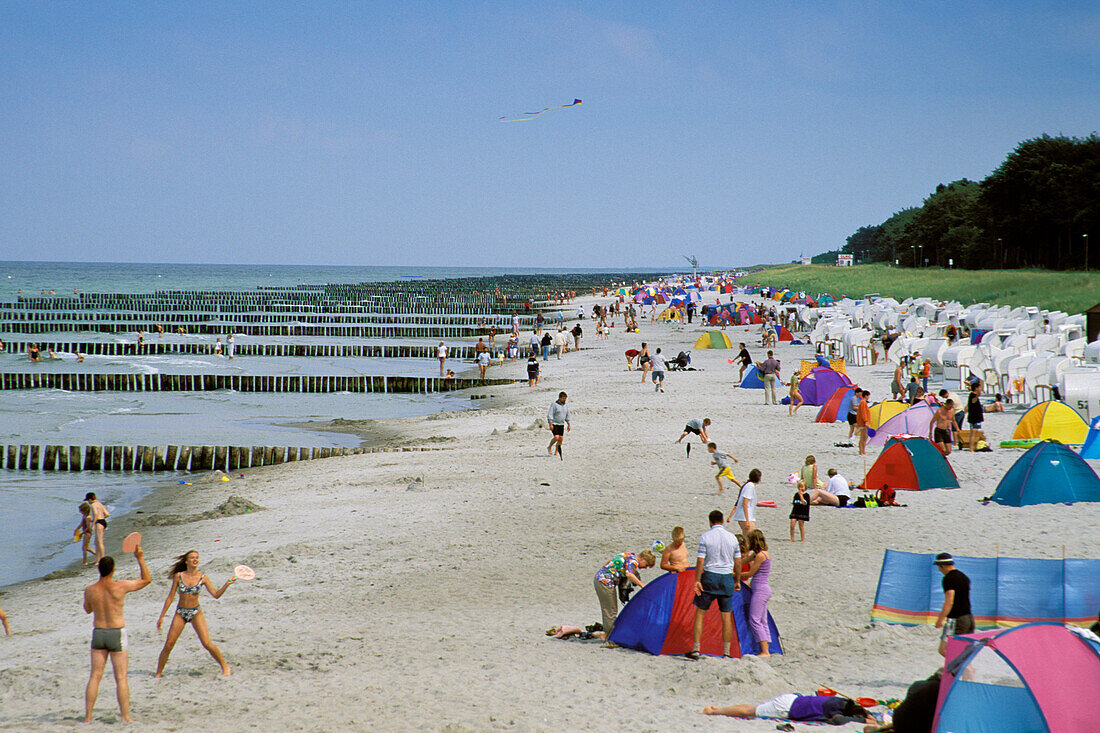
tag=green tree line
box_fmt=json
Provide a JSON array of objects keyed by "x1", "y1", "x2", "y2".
[{"x1": 839, "y1": 134, "x2": 1099, "y2": 269}]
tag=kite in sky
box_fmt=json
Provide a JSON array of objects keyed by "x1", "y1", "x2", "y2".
[{"x1": 498, "y1": 98, "x2": 582, "y2": 123}]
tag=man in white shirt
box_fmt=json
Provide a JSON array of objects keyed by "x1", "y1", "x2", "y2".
[
  {"x1": 810, "y1": 468, "x2": 851, "y2": 506},
  {"x1": 730, "y1": 468, "x2": 760, "y2": 533},
  {"x1": 686, "y1": 510, "x2": 741, "y2": 660}
]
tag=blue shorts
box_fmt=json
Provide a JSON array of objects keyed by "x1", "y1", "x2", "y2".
[{"x1": 694, "y1": 570, "x2": 736, "y2": 612}]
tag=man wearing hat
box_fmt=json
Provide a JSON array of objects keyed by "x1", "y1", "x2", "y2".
[{"x1": 933, "y1": 552, "x2": 973, "y2": 656}]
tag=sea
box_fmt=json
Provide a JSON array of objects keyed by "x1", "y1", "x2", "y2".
[{"x1": 1, "y1": 261, "x2": 667, "y2": 585}]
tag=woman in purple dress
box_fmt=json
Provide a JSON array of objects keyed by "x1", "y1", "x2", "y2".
[{"x1": 741, "y1": 529, "x2": 772, "y2": 656}]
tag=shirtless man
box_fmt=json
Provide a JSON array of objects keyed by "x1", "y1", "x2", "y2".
[
  {"x1": 84, "y1": 492, "x2": 110, "y2": 562},
  {"x1": 660, "y1": 526, "x2": 690, "y2": 572},
  {"x1": 930, "y1": 399, "x2": 956, "y2": 455},
  {"x1": 83, "y1": 549, "x2": 151, "y2": 723}
]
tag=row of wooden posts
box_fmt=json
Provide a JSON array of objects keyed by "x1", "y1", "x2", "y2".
[
  {"x1": 4, "y1": 341, "x2": 485, "y2": 359},
  {"x1": 2, "y1": 308, "x2": 538, "y2": 326},
  {"x1": 1, "y1": 443, "x2": 449, "y2": 473},
  {"x1": 0, "y1": 321, "x2": 540, "y2": 338},
  {"x1": 0, "y1": 372, "x2": 519, "y2": 393}
]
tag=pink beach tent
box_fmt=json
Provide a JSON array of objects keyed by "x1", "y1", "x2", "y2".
[
  {"x1": 934, "y1": 623, "x2": 1100, "y2": 732},
  {"x1": 868, "y1": 401, "x2": 936, "y2": 446}
]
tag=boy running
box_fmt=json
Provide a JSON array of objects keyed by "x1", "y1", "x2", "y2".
[{"x1": 707, "y1": 442, "x2": 741, "y2": 494}]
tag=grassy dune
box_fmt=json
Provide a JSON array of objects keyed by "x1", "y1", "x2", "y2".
[{"x1": 747, "y1": 264, "x2": 1100, "y2": 315}]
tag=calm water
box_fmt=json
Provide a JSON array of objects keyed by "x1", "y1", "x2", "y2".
[{"x1": 1, "y1": 261, "x2": 643, "y2": 585}]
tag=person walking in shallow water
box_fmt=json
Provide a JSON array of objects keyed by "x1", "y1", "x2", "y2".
[
  {"x1": 155, "y1": 550, "x2": 236, "y2": 677},
  {"x1": 85, "y1": 492, "x2": 110, "y2": 562}
]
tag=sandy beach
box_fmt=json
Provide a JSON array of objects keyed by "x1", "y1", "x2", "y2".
[{"x1": 2, "y1": 294, "x2": 1097, "y2": 732}]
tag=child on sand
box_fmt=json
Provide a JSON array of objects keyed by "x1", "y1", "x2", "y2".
[
  {"x1": 707, "y1": 443, "x2": 741, "y2": 494},
  {"x1": 75, "y1": 502, "x2": 95, "y2": 565},
  {"x1": 0, "y1": 603, "x2": 8, "y2": 634},
  {"x1": 790, "y1": 481, "x2": 809, "y2": 542},
  {"x1": 660, "y1": 526, "x2": 690, "y2": 572}
]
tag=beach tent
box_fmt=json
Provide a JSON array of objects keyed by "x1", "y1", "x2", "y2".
[
  {"x1": 990, "y1": 440, "x2": 1100, "y2": 506},
  {"x1": 798, "y1": 367, "x2": 853, "y2": 406},
  {"x1": 773, "y1": 325, "x2": 793, "y2": 342},
  {"x1": 817, "y1": 294, "x2": 836, "y2": 307},
  {"x1": 607, "y1": 570, "x2": 782, "y2": 657},
  {"x1": 694, "y1": 331, "x2": 732, "y2": 349},
  {"x1": 867, "y1": 400, "x2": 908, "y2": 430},
  {"x1": 862, "y1": 436, "x2": 959, "y2": 491},
  {"x1": 1011, "y1": 400, "x2": 1089, "y2": 444},
  {"x1": 1080, "y1": 415, "x2": 1100, "y2": 459},
  {"x1": 933, "y1": 623, "x2": 1100, "y2": 733},
  {"x1": 871, "y1": 549, "x2": 1100, "y2": 629},
  {"x1": 739, "y1": 368, "x2": 765, "y2": 389},
  {"x1": 815, "y1": 385, "x2": 858, "y2": 423},
  {"x1": 869, "y1": 401, "x2": 937, "y2": 446},
  {"x1": 656, "y1": 307, "x2": 683, "y2": 322}
]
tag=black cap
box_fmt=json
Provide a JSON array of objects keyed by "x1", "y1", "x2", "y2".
[{"x1": 934, "y1": 552, "x2": 954, "y2": 565}]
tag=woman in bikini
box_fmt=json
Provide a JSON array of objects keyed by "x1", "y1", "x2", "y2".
[{"x1": 155, "y1": 550, "x2": 236, "y2": 677}]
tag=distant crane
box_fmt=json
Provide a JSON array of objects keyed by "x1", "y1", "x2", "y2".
[{"x1": 683, "y1": 255, "x2": 698, "y2": 279}]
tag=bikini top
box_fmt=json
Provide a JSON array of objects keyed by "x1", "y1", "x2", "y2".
[{"x1": 178, "y1": 574, "x2": 204, "y2": 595}]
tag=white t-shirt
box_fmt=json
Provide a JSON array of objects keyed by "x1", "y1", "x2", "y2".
[
  {"x1": 437, "y1": 345, "x2": 447, "y2": 358},
  {"x1": 733, "y1": 482, "x2": 757, "y2": 522},
  {"x1": 650, "y1": 353, "x2": 667, "y2": 371},
  {"x1": 477, "y1": 352, "x2": 490, "y2": 366},
  {"x1": 826, "y1": 474, "x2": 851, "y2": 498},
  {"x1": 696, "y1": 524, "x2": 741, "y2": 574}
]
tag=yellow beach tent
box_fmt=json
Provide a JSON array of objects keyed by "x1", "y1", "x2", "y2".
[
  {"x1": 1011, "y1": 400, "x2": 1089, "y2": 443},
  {"x1": 694, "y1": 331, "x2": 732, "y2": 349},
  {"x1": 868, "y1": 400, "x2": 909, "y2": 430},
  {"x1": 656, "y1": 307, "x2": 684, "y2": 322}
]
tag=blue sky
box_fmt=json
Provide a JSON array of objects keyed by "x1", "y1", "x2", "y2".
[{"x1": 1, "y1": 2, "x2": 1097, "y2": 268}]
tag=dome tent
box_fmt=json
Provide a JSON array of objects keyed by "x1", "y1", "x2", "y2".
[
  {"x1": 934, "y1": 623, "x2": 1100, "y2": 733},
  {"x1": 815, "y1": 385, "x2": 857, "y2": 423},
  {"x1": 739, "y1": 367, "x2": 765, "y2": 389},
  {"x1": 990, "y1": 440, "x2": 1100, "y2": 506},
  {"x1": 607, "y1": 570, "x2": 782, "y2": 657},
  {"x1": 1011, "y1": 400, "x2": 1089, "y2": 444},
  {"x1": 867, "y1": 400, "x2": 908, "y2": 430},
  {"x1": 869, "y1": 401, "x2": 937, "y2": 446},
  {"x1": 861, "y1": 436, "x2": 959, "y2": 491},
  {"x1": 1080, "y1": 415, "x2": 1100, "y2": 459},
  {"x1": 693, "y1": 331, "x2": 732, "y2": 349},
  {"x1": 798, "y1": 367, "x2": 853, "y2": 406}
]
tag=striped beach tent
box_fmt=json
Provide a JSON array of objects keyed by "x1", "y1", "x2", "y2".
[
  {"x1": 815, "y1": 385, "x2": 857, "y2": 423},
  {"x1": 608, "y1": 570, "x2": 782, "y2": 657}
]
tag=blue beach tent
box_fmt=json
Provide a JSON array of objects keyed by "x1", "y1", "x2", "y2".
[
  {"x1": 739, "y1": 368, "x2": 765, "y2": 389},
  {"x1": 1080, "y1": 415, "x2": 1100, "y2": 459},
  {"x1": 991, "y1": 440, "x2": 1100, "y2": 506}
]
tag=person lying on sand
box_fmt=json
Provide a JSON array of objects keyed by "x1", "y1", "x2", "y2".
[{"x1": 703, "y1": 693, "x2": 873, "y2": 725}]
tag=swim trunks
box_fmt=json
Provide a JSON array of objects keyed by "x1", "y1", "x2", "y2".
[
  {"x1": 683, "y1": 424, "x2": 700, "y2": 435},
  {"x1": 551, "y1": 424, "x2": 565, "y2": 436},
  {"x1": 91, "y1": 627, "x2": 128, "y2": 652},
  {"x1": 755, "y1": 693, "x2": 798, "y2": 719},
  {"x1": 941, "y1": 614, "x2": 975, "y2": 639},
  {"x1": 717, "y1": 467, "x2": 736, "y2": 482},
  {"x1": 934, "y1": 428, "x2": 952, "y2": 444},
  {"x1": 694, "y1": 570, "x2": 736, "y2": 613},
  {"x1": 95, "y1": 519, "x2": 108, "y2": 528}
]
